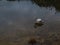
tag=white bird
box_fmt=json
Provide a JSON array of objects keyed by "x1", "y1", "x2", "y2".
[
  {"x1": 34, "y1": 18, "x2": 44, "y2": 28},
  {"x1": 36, "y1": 18, "x2": 42, "y2": 23}
]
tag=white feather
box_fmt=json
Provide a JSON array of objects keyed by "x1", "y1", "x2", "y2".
[{"x1": 36, "y1": 18, "x2": 42, "y2": 22}]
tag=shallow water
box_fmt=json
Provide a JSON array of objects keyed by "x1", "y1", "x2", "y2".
[{"x1": 0, "y1": 1, "x2": 60, "y2": 45}]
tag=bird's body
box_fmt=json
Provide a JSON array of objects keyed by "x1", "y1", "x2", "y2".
[
  {"x1": 34, "y1": 18, "x2": 44, "y2": 28},
  {"x1": 36, "y1": 19, "x2": 42, "y2": 22}
]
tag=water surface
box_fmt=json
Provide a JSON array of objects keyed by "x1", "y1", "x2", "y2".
[{"x1": 0, "y1": 1, "x2": 60, "y2": 45}]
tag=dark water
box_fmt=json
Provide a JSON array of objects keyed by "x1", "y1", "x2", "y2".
[{"x1": 0, "y1": 1, "x2": 60, "y2": 45}]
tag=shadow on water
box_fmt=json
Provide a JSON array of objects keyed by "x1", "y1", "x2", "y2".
[{"x1": 31, "y1": 0, "x2": 60, "y2": 11}]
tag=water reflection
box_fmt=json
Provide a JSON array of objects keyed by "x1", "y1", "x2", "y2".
[
  {"x1": 31, "y1": 0, "x2": 60, "y2": 11},
  {"x1": 0, "y1": 1, "x2": 57, "y2": 37},
  {"x1": 0, "y1": 1, "x2": 60, "y2": 45}
]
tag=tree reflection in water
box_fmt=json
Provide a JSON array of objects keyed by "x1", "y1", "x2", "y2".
[{"x1": 31, "y1": 0, "x2": 60, "y2": 11}]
